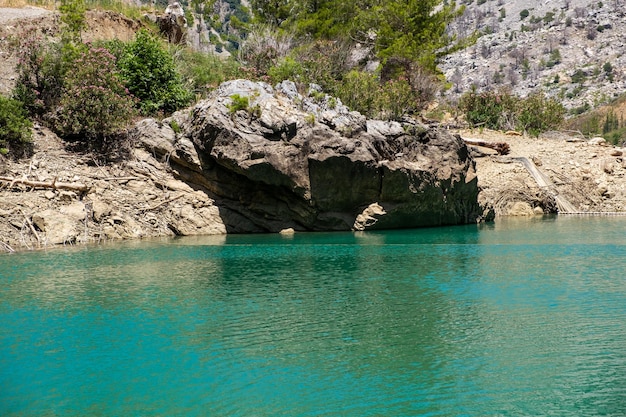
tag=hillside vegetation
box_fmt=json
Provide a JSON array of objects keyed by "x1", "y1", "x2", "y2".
[{"x1": 2, "y1": 0, "x2": 624, "y2": 159}]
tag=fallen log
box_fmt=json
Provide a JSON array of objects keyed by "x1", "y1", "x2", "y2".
[
  {"x1": 463, "y1": 138, "x2": 511, "y2": 155},
  {"x1": 0, "y1": 176, "x2": 90, "y2": 192}
]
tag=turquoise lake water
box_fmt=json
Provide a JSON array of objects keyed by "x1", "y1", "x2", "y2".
[{"x1": 1, "y1": 216, "x2": 626, "y2": 416}]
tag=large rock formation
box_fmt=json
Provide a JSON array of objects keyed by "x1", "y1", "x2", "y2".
[
  {"x1": 135, "y1": 80, "x2": 487, "y2": 232},
  {"x1": 156, "y1": 2, "x2": 187, "y2": 44}
]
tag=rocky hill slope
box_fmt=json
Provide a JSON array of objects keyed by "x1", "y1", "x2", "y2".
[
  {"x1": 0, "y1": 7, "x2": 141, "y2": 95},
  {"x1": 442, "y1": 0, "x2": 626, "y2": 112}
]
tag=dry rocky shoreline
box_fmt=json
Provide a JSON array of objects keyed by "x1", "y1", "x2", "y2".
[
  {"x1": 467, "y1": 129, "x2": 626, "y2": 216},
  {"x1": 3, "y1": 122, "x2": 626, "y2": 253},
  {"x1": 0, "y1": 126, "x2": 227, "y2": 252}
]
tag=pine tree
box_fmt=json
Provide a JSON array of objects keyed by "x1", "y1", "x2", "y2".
[{"x1": 356, "y1": 0, "x2": 465, "y2": 73}]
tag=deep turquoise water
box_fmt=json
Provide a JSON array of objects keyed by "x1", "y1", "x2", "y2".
[{"x1": 1, "y1": 216, "x2": 626, "y2": 416}]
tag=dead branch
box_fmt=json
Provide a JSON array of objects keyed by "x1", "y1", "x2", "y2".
[
  {"x1": 1, "y1": 241, "x2": 15, "y2": 253},
  {"x1": 0, "y1": 176, "x2": 90, "y2": 192},
  {"x1": 143, "y1": 194, "x2": 184, "y2": 212},
  {"x1": 99, "y1": 176, "x2": 143, "y2": 181},
  {"x1": 463, "y1": 138, "x2": 511, "y2": 155},
  {"x1": 19, "y1": 209, "x2": 41, "y2": 247}
]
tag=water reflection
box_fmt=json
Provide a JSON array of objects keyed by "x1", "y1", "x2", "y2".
[{"x1": 2, "y1": 219, "x2": 626, "y2": 416}]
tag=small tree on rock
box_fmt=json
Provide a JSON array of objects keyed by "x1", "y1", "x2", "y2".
[{"x1": 117, "y1": 30, "x2": 192, "y2": 115}]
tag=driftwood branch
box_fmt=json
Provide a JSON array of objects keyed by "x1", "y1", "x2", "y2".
[
  {"x1": 0, "y1": 176, "x2": 90, "y2": 192},
  {"x1": 1, "y1": 241, "x2": 15, "y2": 253},
  {"x1": 19, "y1": 209, "x2": 41, "y2": 247},
  {"x1": 143, "y1": 194, "x2": 184, "y2": 212},
  {"x1": 100, "y1": 176, "x2": 143, "y2": 181},
  {"x1": 463, "y1": 138, "x2": 511, "y2": 155}
]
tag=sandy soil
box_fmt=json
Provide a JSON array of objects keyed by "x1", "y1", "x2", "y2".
[
  {"x1": 458, "y1": 129, "x2": 626, "y2": 216},
  {"x1": 0, "y1": 6, "x2": 52, "y2": 23}
]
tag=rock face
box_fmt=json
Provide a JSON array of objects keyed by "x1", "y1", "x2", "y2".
[
  {"x1": 157, "y1": 2, "x2": 187, "y2": 44},
  {"x1": 442, "y1": 0, "x2": 626, "y2": 111},
  {"x1": 136, "y1": 80, "x2": 486, "y2": 232}
]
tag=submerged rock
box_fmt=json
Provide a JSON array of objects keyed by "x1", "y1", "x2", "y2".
[{"x1": 135, "y1": 79, "x2": 487, "y2": 232}]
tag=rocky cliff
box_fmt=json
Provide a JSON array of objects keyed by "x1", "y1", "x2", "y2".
[
  {"x1": 1, "y1": 79, "x2": 487, "y2": 251},
  {"x1": 443, "y1": 0, "x2": 626, "y2": 111},
  {"x1": 135, "y1": 80, "x2": 486, "y2": 233}
]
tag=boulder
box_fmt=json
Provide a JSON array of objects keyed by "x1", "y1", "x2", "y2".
[
  {"x1": 167, "y1": 204, "x2": 226, "y2": 235},
  {"x1": 353, "y1": 203, "x2": 387, "y2": 231},
  {"x1": 134, "y1": 79, "x2": 485, "y2": 232},
  {"x1": 507, "y1": 201, "x2": 536, "y2": 216},
  {"x1": 157, "y1": 2, "x2": 187, "y2": 44},
  {"x1": 60, "y1": 202, "x2": 86, "y2": 221},
  {"x1": 32, "y1": 210, "x2": 77, "y2": 245},
  {"x1": 589, "y1": 137, "x2": 607, "y2": 146},
  {"x1": 91, "y1": 199, "x2": 111, "y2": 222}
]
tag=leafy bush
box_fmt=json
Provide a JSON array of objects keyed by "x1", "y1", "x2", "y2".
[
  {"x1": 53, "y1": 44, "x2": 137, "y2": 142},
  {"x1": 336, "y1": 71, "x2": 415, "y2": 120},
  {"x1": 459, "y1": 89, "x2": 518, "y2": 130},
  {"x1": 227, "y1": 94, "x2": 250, "y2": 113},
  {"x1": 377, "y1": 78, "x2": 415, "y2": 120},
  {"x1": 517, "y1": 92, "x2": 566, "y2": 137},
  {"x1": 566, "y1": 104, "x2": 626, "y2": 145},
  {"x1": 0, "y1": 95, "x2": 32, "y2": 158},
  {"x1": 176, "y1": 49, "x2": 242, "y2": 97},
  {"x1": 239, "y1": 25, "x2": 293, "y2": 76},
  {"x1": 459, "y1": 89, "x2": 564, "y2": 136},
  {"x1": 571, "y1": 69, "x2": 587, "y2": 84},
  {"x1": 117, "y1": 30, "x2": 192, "y2": 115},
  {"x1": 287, "y1": 40, "x2": 351, "y2": 92},
  {"x1": 227, "y1": 94, "x2": 261, "y2": 117},
  {"x1": 12, "y1": 36, "x2": 66, "y2": 117},
  {"x1": 268, "y1": 57, "x2": 305, "y2": 85},
  {"x1": 336, "y1": 70, "x2": 380, "y2": 118},
  {"x1": 59, "y1": 0, "x2": 86, "y2": 42}
]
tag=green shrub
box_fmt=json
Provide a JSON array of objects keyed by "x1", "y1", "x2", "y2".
[
  {"x1": 459, "y1": 89, "x2": 517, "y2": 130},
  {"x1": 0, "y1": 95, "x2": 33, "y2": 158},
  {"x1": 290, "y1": 40, "x2": 351, "y2": 93},
  {"x1": 305, "y1": 113, "x2": 316, "y2": 125},
  {"x1": 517, "y1": 93, "x2": 565, "y2": 137},
  {"x1": 377, "y1": 78, "x2": 415, "y2": 120},
  {"x1": 169, "y1": 119, "x2": 181, "y2": 134},
  {"x1": 335, "y1": 71, "x2": 417, "y2": 120},
  {"x1": 239, "y1": 25, "x2": 293, "y2": 77},
  {"x1": 227, "y1": 94, "x2": 250, "y2": 113},
  {"x1": 336, "y1": 70, "x2": 380, "y2": 118},
  {"x1": 117, "y1": 30, "x2": 192, "y2": 115},
  {"x1": 543, "y1": 12, "x2": 555, "y2": 24},
  {"x1": 459, "y1": 89, "x2": 564, "y2": 136},
  {"x1": 59, "y1": 0, "x2": 86, "y2": 42},
  {"x1": 227, "y1": 94, "x2": 261, "y2": 117},
  {"x1": 571, "y1": 69, "x2": 587, "y2": 84},
  {"x1": 268, "y1": 57, "x2": 305, "y2": 84},
  {"x1": 12, "y1": 37, "x2": 66, "y2": 117},
  {"x1": 53, "y1": 44, "x2": 137, "y2": 142},
  {"x1": 604, "y1": 126, "x2": 626, "y2": 146},
  {"x1": 175, "y1": 48, "x2": 242, "y2": 97}
]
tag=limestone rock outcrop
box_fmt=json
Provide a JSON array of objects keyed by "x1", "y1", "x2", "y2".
[
  {"x1": 157, "y1": 2, "x2": 187, "y2": 44},
  {"x1": 135, "y1": 79, "x2": 486, "y2": 232}
]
